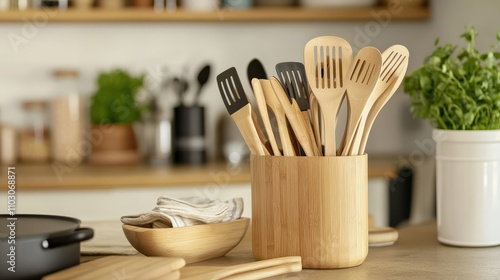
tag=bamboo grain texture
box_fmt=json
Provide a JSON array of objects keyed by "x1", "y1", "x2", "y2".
[{"x1": 251, "y1": 155, "x2": 368, "y2": 268}]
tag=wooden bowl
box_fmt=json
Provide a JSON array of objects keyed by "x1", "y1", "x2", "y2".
[{"x1": 122, "y1": 218, "x2": 250, "y2": 264}]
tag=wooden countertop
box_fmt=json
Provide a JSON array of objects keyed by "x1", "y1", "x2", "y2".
[
  {"x1": 189, "y1": 221, "x2": 500, "y2": 279},
  {"x1": 80, "y1": 220, "x2": 500, "y2": 279},
  {"x1": 1, "y1": 156, "x2": 402, "y2": 190}
]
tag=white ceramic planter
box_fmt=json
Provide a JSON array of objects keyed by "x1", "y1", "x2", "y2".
[{"x1": 433, "y1": 129, "x2": 500, "y2": 247}]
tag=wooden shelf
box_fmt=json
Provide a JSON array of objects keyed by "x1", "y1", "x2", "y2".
[
  {"x1": 0, "y1": 156, "x2": 402, "y2": 191},
  {"x1": 0, "y1": 6, "x2": 430, "y2": 22}
]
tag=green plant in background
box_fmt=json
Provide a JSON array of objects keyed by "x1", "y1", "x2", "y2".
[
  {"x1": 404, "y1": 27, "x2": 500, "y2": 130},
  {"x1": 90, "y1": 69, "x2": 146, "y2": 124}
]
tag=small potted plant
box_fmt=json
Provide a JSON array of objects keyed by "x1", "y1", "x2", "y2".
[
  {"x1": 404, "y1": 27, "x2": 500, "y2": 247},
  {"x1": 89, "y1": 69, "x2": 146, "y2": 165}
]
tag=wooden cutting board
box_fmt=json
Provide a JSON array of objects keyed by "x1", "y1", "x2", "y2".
[
  {"x1": 180, "y1": 256, "x2": 302, "y2": 280},
  {"x1": 43, "y1": 256, "x2": 185, "y2": 280}
]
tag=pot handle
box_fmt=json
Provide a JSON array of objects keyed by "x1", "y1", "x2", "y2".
[{"x1": 42, "y1": 227, "x2": 94, "y2": 249}]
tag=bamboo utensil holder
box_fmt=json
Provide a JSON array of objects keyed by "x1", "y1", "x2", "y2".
[{"x1": 251, "y1": 154, "x2": 368, "y2": 269}]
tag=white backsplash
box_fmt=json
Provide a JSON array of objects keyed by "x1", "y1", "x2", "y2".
[{"x1": 1, "y1": 0, "x2": 499, "y2": 159}]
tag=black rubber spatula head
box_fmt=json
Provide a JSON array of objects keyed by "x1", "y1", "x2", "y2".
[{"x1": 247, "y1": 58, "x2": 268, "y2": 85}]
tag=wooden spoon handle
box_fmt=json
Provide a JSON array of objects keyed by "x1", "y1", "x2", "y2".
[{"x1": 222, "y1": 262, "x2": 302, "y2": 280}]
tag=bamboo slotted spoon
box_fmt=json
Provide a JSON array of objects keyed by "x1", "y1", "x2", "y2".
[
  {"x1": 355, "y1": 45, "x2": 409, "y2": 155},
  {"x1": 304, "y1": 36, "x2": 353, "y2": 156},
  {"x1": 339, "y1": 46, "x2": 382, "y2": 156}
]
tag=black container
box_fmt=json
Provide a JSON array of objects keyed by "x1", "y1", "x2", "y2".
[{"x1": 173, "y1": 105, "x2": 207, "y2": 165}]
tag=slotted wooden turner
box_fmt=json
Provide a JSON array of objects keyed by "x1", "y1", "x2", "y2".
[{"x1": 304, "y1": 36, "x2": 353, "y2": 156}]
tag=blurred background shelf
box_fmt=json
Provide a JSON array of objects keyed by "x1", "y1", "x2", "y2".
[{"x1": 0, "y1": 6, "x2": 431, "y2": 22}]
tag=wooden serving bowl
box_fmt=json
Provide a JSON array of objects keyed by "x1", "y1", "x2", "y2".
[{"x1": 122, "y1": 218, "x2": 250, "y2": 264}]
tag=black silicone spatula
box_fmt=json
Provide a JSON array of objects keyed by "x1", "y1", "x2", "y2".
[
  {"x1": 193, "y1": 64, "x2": 211, "y2": 106},
  {"x1": 247, "y1": 58, "x2": 268, "y2": 84}
]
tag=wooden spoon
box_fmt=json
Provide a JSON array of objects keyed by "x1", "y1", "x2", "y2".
[
  {"x1": 304, "y1": 36, "x2": 353, "y2": 156},
  {"x1": 339, "y1": 46, "x2": 382, "y2": 156},
  {"x1": 181, "y1": 256, "x2": 301, "y2": 280}
]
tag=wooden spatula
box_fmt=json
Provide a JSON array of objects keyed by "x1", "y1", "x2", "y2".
[
  {"x1": 246, "y1": 58, "x2": 274, "y2": 155},
  {"x1": 270, "y1": 77, "x2": 319, "y2": 156},
  {"x1": 217, "y1": 67, "x2": 267, "y2": 156},
  {"x1": 251, "y1": 78, "x2": 281, "y2": 156},
  {"x1": 339, "y1": 46, "x2": 382, "y2": 156},
  {"x1": 260, "y1": 79, "x2": 296, "y2": 156},
  {"x1": 43, "y1": 256, "x2": 185, "y2": 280},
  {"x1": 180, "y1": 256, "x2": 302, "y2": 280},
  {"x1": 304, "y1": 36, "x2": 353, "y2": 156}
]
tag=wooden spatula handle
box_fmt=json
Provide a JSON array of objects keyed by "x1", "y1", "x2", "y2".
[{"x1": 231, "y1": 104, "x2": 266, "y2": 156}]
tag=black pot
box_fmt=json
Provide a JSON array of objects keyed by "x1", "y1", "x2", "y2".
[{"x1": 0, "y1": 214, "x2": 94, "y2": 280}]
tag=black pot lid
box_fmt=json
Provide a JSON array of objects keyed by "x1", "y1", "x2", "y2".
[{"x1": 0, "y1": 214, "x2": 81, "y2": 239}]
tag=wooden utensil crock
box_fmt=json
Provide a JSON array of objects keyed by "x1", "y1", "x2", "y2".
[{"x1": 251, "y1": 154, "x2": 368, "y2": 269}]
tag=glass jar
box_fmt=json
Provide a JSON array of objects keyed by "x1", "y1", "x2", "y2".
[
  {"x1": 50, "y1": 69, "x2": 85, "y2": 165},
  {"x1": 19, "y1": 100, "x2": 51, "y2": 163},
  {"x1": 2, "y1": 0, "x2": 42, "y2": 10}
]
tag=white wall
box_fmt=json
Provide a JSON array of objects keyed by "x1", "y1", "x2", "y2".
[{"x1": 1, "y1": 0, "x2": 500, "y2": 159}]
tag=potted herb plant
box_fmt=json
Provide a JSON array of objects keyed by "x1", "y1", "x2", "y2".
[
  {"x1": 89, "y1": 69, "x2": 146, "y2": 165},
  {"x1": 404, "y1": 27, "x2": 500, "y2": 247}
]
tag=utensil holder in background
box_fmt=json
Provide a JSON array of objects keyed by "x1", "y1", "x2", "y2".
[
  {"x1": 251, "y1": 154, "x2": 368, "y2": 269},
  {"x1": 173, "y1": 105, "x2": 207, "y2": 165}
]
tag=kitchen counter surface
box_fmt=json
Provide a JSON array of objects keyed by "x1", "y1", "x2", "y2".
[
  {"x1": 81, "y1": 220, "x2": 500, "y2": 279},
  {"x1": 2, "y1": 156, "x2": 402, "y2": 190}
]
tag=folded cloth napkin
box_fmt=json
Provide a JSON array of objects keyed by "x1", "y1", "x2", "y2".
[{"x1": 121, "y1": 196, "x2": 244, "y2": 228}]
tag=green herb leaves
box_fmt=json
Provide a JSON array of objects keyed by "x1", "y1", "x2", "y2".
[
  {"x1": 90, "y1": 69, "x2": 146, "y2": 124},
  {"x1": 403, "y1": 27, "x2": 500, "y2": 130}
]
